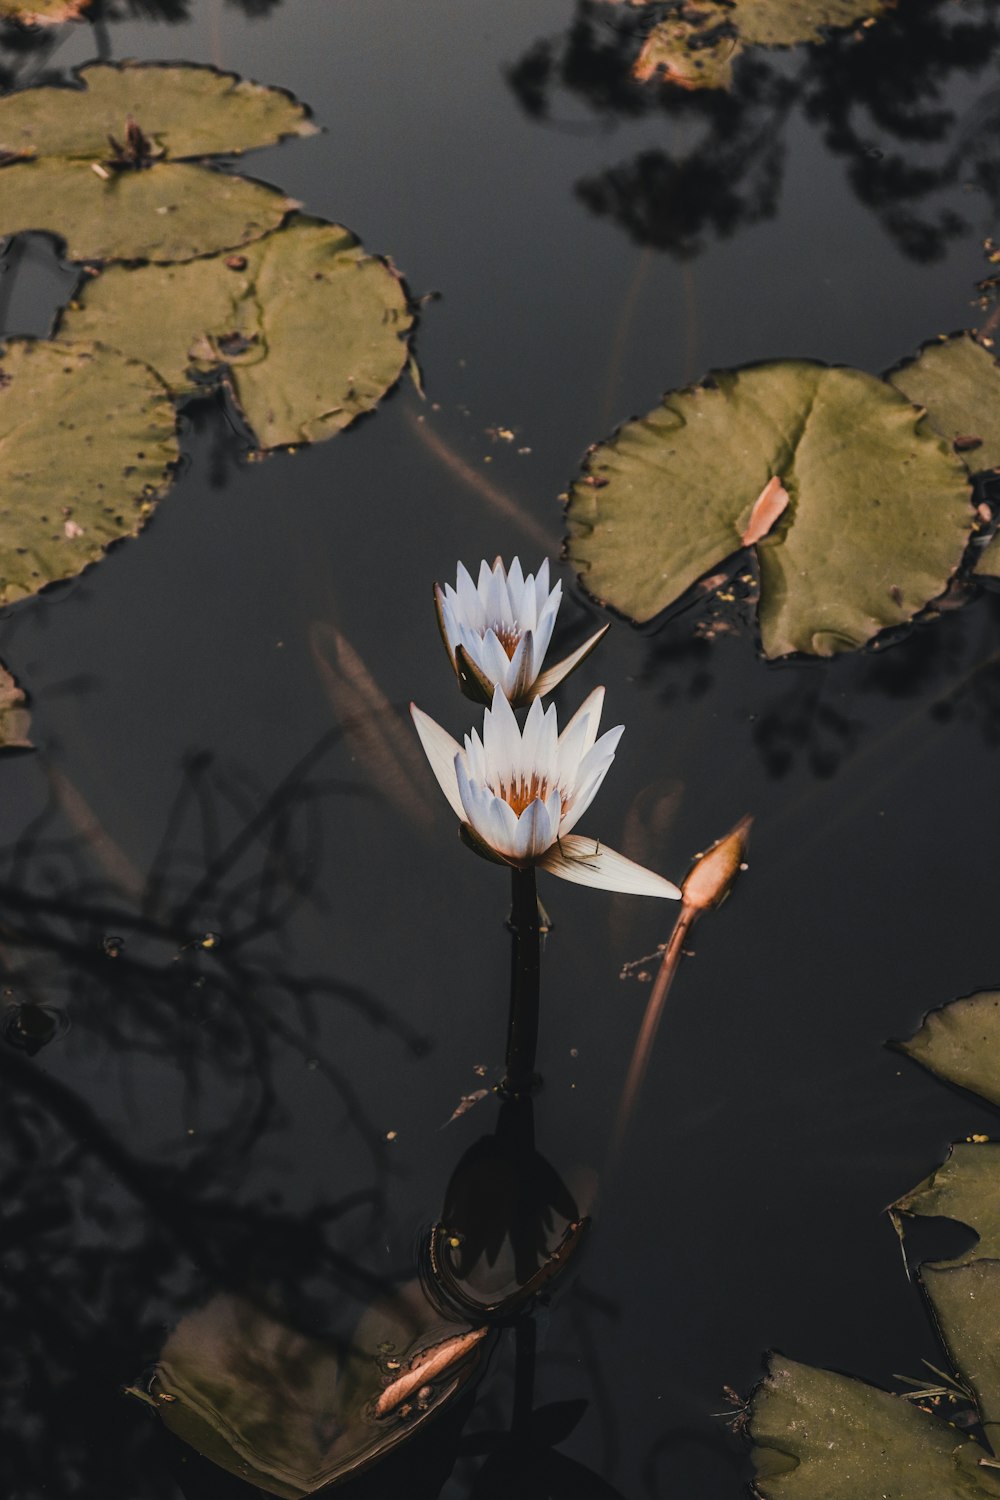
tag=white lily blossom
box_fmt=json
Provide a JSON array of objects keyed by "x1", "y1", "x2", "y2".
[
  {"x1": 434, "y1": 557, "x2": 608, "y2": 707},
  {"x1": 411, "y1": 686, "x2": 681, "y2": 899}
]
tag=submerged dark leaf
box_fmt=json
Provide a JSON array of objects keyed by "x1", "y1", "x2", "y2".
[{"x1": 152, "y1": 1285, "x2": 491, "y2": 1498}]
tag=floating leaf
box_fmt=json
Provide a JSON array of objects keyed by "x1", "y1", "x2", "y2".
[
  {"x1": 0, "y1": 63, "x2": 312, "y2": 262},
  {"x1": 898, "y1": 989, "x2": 1000, "y2": 1109},
  {"x1": 889, "y1": 335, "x2": 1000, "y2": 474},
  {"x1": 750, "y1": 1355, "x2": 1000, "y2": 1499},
  {"x1": 0, "y1": 159, "x2": 295, "y2": 264},
  {"x1": 61, "y1": 216, "x2": 413, "y2": 448},
  {"x1": 897, "y1": 1144, "x2": 1000, "y2": 1261},
  {"x1": 0, "y1": 663, "x2": 32, "y2": 749},
  {"x1": 0, "y1": 62, "x2": 313, "y2": 161},
  {"x1": 566, "y1": 361, "x2": 972, "y2": 658},
  {"x1": 976, "y1": 534, "x2": 1000, "y2": 579},
  {"x1": 635, "y1": 0, "x2": 891, "y2": 91},
  {"x1": 0, "y1": 0, "x2": 91, "y2": 20},
  {"x1": 0, "y1": 338, "x2": 178, "y2": 605},
  {"x1": 151, "y1": 1286, "x2": 490, "y2": 1498}
]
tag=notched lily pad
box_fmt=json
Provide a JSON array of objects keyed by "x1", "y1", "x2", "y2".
[
  {"x1": 150, "y1": 1285, "x2": 490, "y2": 1497},
  {"x1": 751, "y1": 1355, "x2": 1000, "y2": 1499},
  {"x1": 0, "y1": 62, "x2": 314, "y2": 161},
  {"x1": 898, "y1": 989, "x2": 1000, "y2": 1109},
  {"x1": 0, "y1": 663, "x2": 33, "y2": 749},
  {"x1": 0, "y1": 337, "x2": 178, "y2": 605},
  {"x1": 0, "y1": 62, "x2": 312, "y2": 262},
  {"x1": 61, "y1": 216, "x2": 413, "y2": 449},
  {"x1": 635, "y1": 0, "x2": 891, "y2": 91},
  {"x1": 0, "y1": 158, "x2": 296, "y2": 264},
  {"x1": 566, "y1": 360, "x2": 973, "y2": 658},
  {"x1": 897, "y1": 1144, "x2": 1000, "y2": 1261},
  {"x1": 889, "y1": 334, "x2": 1000, "y2": 475}
]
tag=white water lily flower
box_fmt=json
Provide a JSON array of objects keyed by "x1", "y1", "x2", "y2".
[
  {"x1": 434, "y1": 557, "x2": 608, "y2": 707},
  {"x1": 411, "y1": 686, "x2": 681, "y2": 898}
]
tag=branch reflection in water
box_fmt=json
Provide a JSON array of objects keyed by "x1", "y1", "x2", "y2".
[
  {"x1": 0, "y1": 737, "x2": 430, "y2": 1497},
  {"x1": 508, "y1": 0, "x2": 1000, "y2": 262}
]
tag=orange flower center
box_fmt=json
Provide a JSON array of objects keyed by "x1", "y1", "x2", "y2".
[{"x1": 495, "y1": 773, "x2": 558, "y2": 817}]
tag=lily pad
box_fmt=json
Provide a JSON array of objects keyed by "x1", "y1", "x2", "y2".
[
  {"x1": 976, "y1": 534, "x2": 1000, "y2": 579},
  {"x1": 921, "y1": 1261, "x2": 1000, "y2": 1442},
  {"x1": 566, "y1": 360, "x2": 973, "y2": 658},
  {"x1": 635, "y1": 0, "x2": 891, "y2": 90},
  {"x1": 0, "y1": 0, "x2": 90, "y2": 20},
  {"x1": 0, "y1": 62, "x2": 313, "y2": 160},
  {"x1": 896, "y1": 1144, "x2": 1000, "y2": 1261},
  {"x1": 151, "y1": 1285, "x2": 490, "y2": 1498},
  {"x1": 0, "y1": 337, "x2": 178, "y2": 604},
  {"x1": 60, "y1": 216, "x2": 413, "y2": 449},
  {"x1": 750, "y1": 1355, "x2": 1000, "y2": 1499},
  {"x1": 0, "y1": 158, "x2": 295, "y2": 264},
  {"x1": 898, "y1": 990, "x2": 1000, "y2": 1108},
  {"x1": 0, "y1": 62, "x2": 312, "y2": 262},
  {"x1": 0, "y1": 664, "x2": 33, "y2": 749},
  {"x1": 889, "y1": 335, "x2": 1000, "y2": 474}
]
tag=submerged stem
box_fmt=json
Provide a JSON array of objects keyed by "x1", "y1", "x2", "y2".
[
  {"x1": 502, "y1": 866, "x2": 541, "y2": 1096},
  {"x1": 609, "y1": 902, "x2": 697, "y2": 1165}
]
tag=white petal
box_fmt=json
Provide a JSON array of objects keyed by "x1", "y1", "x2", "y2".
[
  {"x1": 484, "y1": 686, "x2": 521, "y2": 783},
  {"x1": 481, "y1": 629, "x2": 515, "y2": 694},
  {"x1": 485, "y1": 794, "x2": 521, "y2": 857},
  {"x1": 508, "y1": 630, "x2": 536, "y2": 703},
  {"x1": 507, "y1": 556, "x2": 525, "y2": 599},
  {"x1": 519, "y1": 694, "x2": 547, "y2": 773},
  {"x1": 532, "y1": 584, "x2": 562, "y2": 664},
  {"x1": 534, "y1": 558, "x2": 551, "y2": 614},
  {"x1": 558, "y1": 750, "x2": 617, "y2": 836},
  {"x1": 559, "y1": 685, "x2": 605, "y2": 758},
  {"x1": 410, "y1": 705, "x2": 465, "y2": 821},
  {"x1": 512, "y1": 797, "x2": 555, "y2": 860},
  {"x1": 456, "y1": 562, "x2": 484, "y2": 630},
  {"x1": 538, "y1": 836, "x2": 682, "y2": 898}
]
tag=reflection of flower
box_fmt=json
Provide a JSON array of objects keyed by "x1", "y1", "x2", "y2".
[
  {"x1": 434, "y1": 558, "x2": 607, "y2": 706},
  {"x1": 411, "y1": 686, "x2": 681, "y2": 897}
]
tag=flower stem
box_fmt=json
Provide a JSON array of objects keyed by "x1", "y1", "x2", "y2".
[{"x1": 502, "y1": 866, "x2": 541, "y2": 1097}]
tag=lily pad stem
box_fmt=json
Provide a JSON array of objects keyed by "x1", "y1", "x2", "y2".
[{"x1": 502, "y1": 866, "x2": 541, "y2": 1097}]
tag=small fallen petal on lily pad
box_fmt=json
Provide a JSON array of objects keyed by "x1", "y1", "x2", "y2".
[
  {"x1": 0, "y1": 158, "x2": 296, "y2": 263},
  {"x1": 61, "y1": 215, "x2": 413, "y2": 448},
  {"x1": 0, "y1": 337, "x2": 178, "y2": 605},
  {"x1": 889, "y1": 334, "x2": 1000, "y2": 475},
  {"x1": 566, "y1": 360, "x2": 972, "y2": 658},
  {"x1": 151, "y1": 1285, "x2": 490, "y2": 1497},
  {"x1": 0, "y1": 61, "x2": 314, "y2": 161}
]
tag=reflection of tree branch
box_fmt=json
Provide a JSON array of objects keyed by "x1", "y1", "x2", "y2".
[{"x1": 508, "y1": 0, "x2": 1000, "y2": 262}]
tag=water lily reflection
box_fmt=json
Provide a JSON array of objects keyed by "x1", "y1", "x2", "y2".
[
  {"x1": 411, "y1": 686, "x2": 680, "y2": 898},
  {"x1": 434, "y1": 557, "x2": 607, "y2": 706}
]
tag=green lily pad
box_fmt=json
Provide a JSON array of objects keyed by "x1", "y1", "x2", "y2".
[
  {"x1": 897, "y1": 1144, "x2": 1000, "y2": 1261},
  {"x1": 566, "y1": 360, "x2": 972, "y2": 658},
  {"x1": 151, "y1": 1286, "x2": 490, "y2": 1498},
  {"x1": 976, "y1": 534, "x2": 1000, "y2": 579},
  {"x1": 898, "y1": 990, "x2": 1000, "y2": 1108},
  {"x1": 0, "y1": 63, "x2": 313, "y2": 262},
  {"x1": 60, "y1": 216, "x2": 413, "y2": 449},
  {"x1": 635, "y1": 0, "x2": 890, "y2": 90},
  {"x1": 0, "y1": 0, "x2": 90, "y2": 20},
  {"x1": 0, "y1": 337, "x2": 178, "y2": 605},
  {"x1": 751, "y1": 1355, "x2": 1000, "y2": 1499},
  {"x1": 0, "y1": 664, "x2": 33, "y2": 749},
  {"x1": 0, "y1": 62, "x2": 313, "y2": 160},
  {"x1": 0, "y1": 158, "x2": 295, "y2": 264},
  {"x1": 889, "y1": 335, "x2": 1000, "y2": 474},
  {"x1": 921, "y1": 1261, "x2": 1000, "y2": 1443}
]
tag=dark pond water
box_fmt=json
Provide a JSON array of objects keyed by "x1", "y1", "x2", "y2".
[{"x1": 3, "y1": 1, "x2": 1000, "y2": 1496}]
